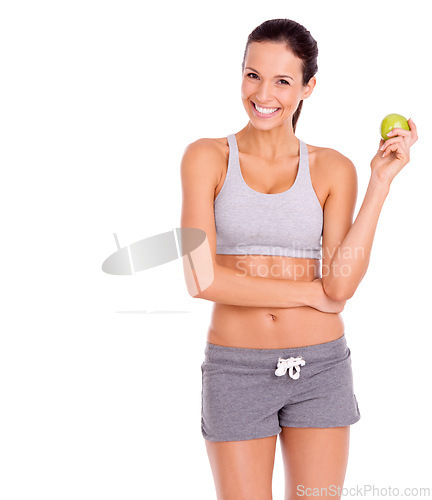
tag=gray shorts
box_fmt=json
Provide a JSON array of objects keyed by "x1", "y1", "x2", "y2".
[{"x1": 201, "y1": 333, "x2": 360, "y2": 442}]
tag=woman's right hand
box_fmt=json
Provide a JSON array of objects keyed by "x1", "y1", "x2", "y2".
[{"x1": 311, "y1": 278, "x2": 346, "y2": 313}]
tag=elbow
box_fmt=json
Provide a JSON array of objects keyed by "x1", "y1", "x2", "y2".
[
  {"x1": 186, "y1": 278, "x2": 209, "y2": 300},
  {"x1": 335, "y1": 289, "x2": 355, "y2": 302},
  {"x1": 188, "y1": 286, "x2": 210, "y2": 300},
  {"x1": 323, "y1": 279, "x2": 354, "y2": 302},
  {"x1": 187, "y1": 286, "x2": 202, "y2": 299},
  {"x1": 186, "y1": 267, "x2": 218, "y2": 301},
  {"x1": 190, "y1": 284, "x2": 216, "y2": 302},
  {"x1": 327, "y1": 288, "x2": 355, "y2": 302}
]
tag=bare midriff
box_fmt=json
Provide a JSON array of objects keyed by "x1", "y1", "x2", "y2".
[
  {"x1": 206, "y1": 136, "x2": 344, "y2": 349},
  {"x1": 207, "y1": 254, "x2": 344, "y2": 349}
]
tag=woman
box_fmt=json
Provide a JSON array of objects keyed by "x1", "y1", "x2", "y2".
[{"x1": 180, "y1": 18, "x2": 417, "y2": 500}]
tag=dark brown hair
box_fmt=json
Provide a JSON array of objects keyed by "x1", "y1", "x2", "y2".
[{"x1": 242, "y1": 19, "x2": 318, "y2": 133}]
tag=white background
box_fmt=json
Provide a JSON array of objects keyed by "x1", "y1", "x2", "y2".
[{"x1": 1, "y1": 0, "x2": 431, "y2": 498}]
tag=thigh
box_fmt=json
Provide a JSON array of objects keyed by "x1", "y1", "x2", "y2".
[
  {"x1": 205, "y1": 434, "x2": 277, "y2": 500},
  {"x1": 279, "y1": 426, "x2": 350, "y2": 500}
]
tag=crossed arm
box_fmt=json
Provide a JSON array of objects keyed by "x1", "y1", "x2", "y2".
[{"x1": 180, "y1": 139, "x2": 392, "y2": 308}]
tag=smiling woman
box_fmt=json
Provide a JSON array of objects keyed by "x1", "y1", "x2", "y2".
[
  {"x1": 240, "y1": 25, "x2": 318, "y2": 135},
  {"x1": 179, "y1": 16, "x2": 418, "y2": 500},
  {"x1": 244, "y1": 65, "x2": 293, "y2": 117}
]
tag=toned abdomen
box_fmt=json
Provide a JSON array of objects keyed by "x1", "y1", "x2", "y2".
[{"x1": 207, "y1": 254, "x2": 345, "y2": 349}]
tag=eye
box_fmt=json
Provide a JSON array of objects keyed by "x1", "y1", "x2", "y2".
[{"x1": 246, "y1": 73, "x2": 290, "y2": 86}]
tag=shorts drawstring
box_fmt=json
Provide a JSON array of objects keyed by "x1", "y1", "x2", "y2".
[{"x1": 275, "y1": 356, "x2": 305, "y2": 379}]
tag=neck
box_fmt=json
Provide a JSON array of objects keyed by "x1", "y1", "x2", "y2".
[{"x1": 238, "y1": 123, "x2": 299, "y2": 160}]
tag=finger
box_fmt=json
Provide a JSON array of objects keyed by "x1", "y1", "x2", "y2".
[
  {"x1": 382, "y1": 141, "x2": 409, "y2": 157},
  {"x1": 382, "y1": 138, "x2": 406, "y2": 153},
  {"x1": 407, "y1": 118, "x2": 416, "y2": 130},
  {"x1": 386, "y1": 127, "x2": 411, "y2": 138},
  {"x1": 381, "y1": 136, "x2": 404, "y2": 151},
  {"x1": 407, "y1": 118, "x2": 419, "y2": 141}
]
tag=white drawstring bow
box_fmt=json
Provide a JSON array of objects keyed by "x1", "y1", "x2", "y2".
[{"x1": 275, "y1": 356, "x2": 305, "y2": 379}]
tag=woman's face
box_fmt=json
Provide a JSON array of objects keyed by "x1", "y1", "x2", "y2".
[{"x1": 241, "y1": 41, "x2": 316, "y2": 130}]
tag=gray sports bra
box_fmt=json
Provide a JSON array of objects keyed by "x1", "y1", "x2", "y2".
[{"x1": 214, "y1": 133, "x2": 323, "y2": 259}]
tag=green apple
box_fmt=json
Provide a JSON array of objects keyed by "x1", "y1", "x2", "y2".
[{"x1": 380, "y1": 113, "x2": 410, "y2": 141}]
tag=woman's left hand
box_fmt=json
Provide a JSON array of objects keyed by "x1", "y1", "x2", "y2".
[{"x1": 370, "y1": 118, "x2": 418, "y2": 188}]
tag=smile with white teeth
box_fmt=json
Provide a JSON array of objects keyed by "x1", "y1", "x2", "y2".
[{"x1": 253, "y1": 102, "x2": 280, "y2": 114}]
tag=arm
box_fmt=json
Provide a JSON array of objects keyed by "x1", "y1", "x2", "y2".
[
  {"x1": 322, "y1": 119, "x2": 418, "y2": 301},
  {"x1": 189, "y1": 261, "x2": 316, "y2": 308},
  {"x1": 322, "y1": 166, "x2": 388, "y2": 302},
  {"x1": 180, "y1": 139, "x2": 345, "y2": 311}
]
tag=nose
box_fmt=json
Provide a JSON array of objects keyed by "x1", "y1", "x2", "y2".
[{"x1": 255, "y1": 82, "x2": 275, "y2": 104}]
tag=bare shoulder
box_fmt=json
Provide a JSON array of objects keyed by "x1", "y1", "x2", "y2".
[
  {"x1": 310, "y1": 143, "x2": 356, "y2": 170},
  {"x1": 181, "y1": 136, "x2": 227, "y2": 186},
  {"x1": 311, "y1": 144, "x2": 357, "y2": 190},
  {"x1": 182, "y1": 136, "x2": 226, "y2": 162}
]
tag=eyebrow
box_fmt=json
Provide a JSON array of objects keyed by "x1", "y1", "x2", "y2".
[{"x1": 245, "y1": 67, "x2": 294, "y2": 81}]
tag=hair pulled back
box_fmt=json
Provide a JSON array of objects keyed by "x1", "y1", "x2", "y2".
[{"x1": 242, "y1": 19, "x2": 318, "y2": 133}]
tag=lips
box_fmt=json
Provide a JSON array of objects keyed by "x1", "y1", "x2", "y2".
[
  {"x1": 251, "y1": 101, "x2": 281, "y2": 118},
  {"x1": 252, "y1": 101, "x2": 279, "y2": 110}
]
